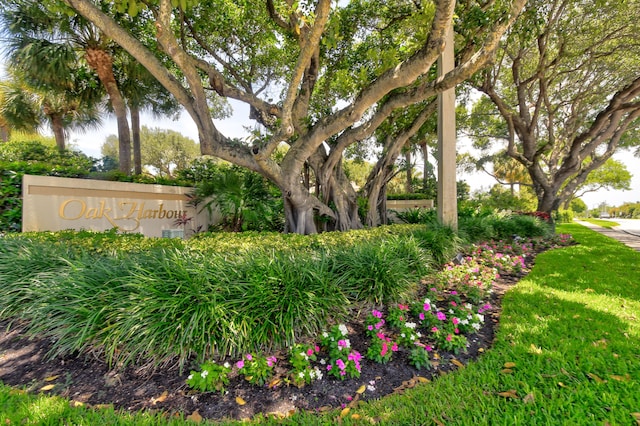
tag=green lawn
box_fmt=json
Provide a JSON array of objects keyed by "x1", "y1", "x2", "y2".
[
  {"x1": 580, "y1": 218, "x2": 620, "y2": 228},
  {"x1": 1, "y1": 223, "x2": 639, "y2": 425}
]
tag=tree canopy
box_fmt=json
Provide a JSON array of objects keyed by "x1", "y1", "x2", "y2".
[
  {"x1": 55, "y1": 0, "x2": 526, "y2": 233},
  {"x1": 469, "y1": 0, "x2": 640, "y2": 214}
]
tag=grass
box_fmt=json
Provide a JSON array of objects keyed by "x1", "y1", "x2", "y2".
[
  {"x1": 580, "y1": 218, "x2": 620, "y2": 228},
  {"x1": 2, "y1": 223, "x2": 638, "y2": 424}
]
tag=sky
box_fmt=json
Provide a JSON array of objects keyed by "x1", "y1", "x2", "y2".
[{"x1": 66, "y1": 106, "x2": 640, "y2": 211}]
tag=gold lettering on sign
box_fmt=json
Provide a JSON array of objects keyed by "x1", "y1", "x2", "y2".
[
  {"x1": 59, "y1": 199, "x2": 86, "y2": 220},
  {"x1": 58, "y1": 198, "x2": 187, "y2": 232}
]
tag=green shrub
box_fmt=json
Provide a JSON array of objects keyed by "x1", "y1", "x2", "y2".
[{"x1": 554, "y1": 209, "x2": 574, "y2": 223}]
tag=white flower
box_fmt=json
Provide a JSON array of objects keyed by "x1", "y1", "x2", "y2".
[
  {"x1": 223, "y1": 362, "x2": 230, "y2": 369},
  {"x1": 367, "y1": 385, "x2": 376, "y2": 392},
  {"x1": 187, "y1": 374, "x2": 193, "y2": 380},
  {"x1": 314, "y1": 367, "x2": 323, "y2": 380},
  {"x1": 405, "y1": 322, "x2": 417, "y2": 329},
  {"x1": 460, "y1": 319, "x2": 469, "y2": 326},
  {"x1": 476, "y1": 314, "x2": 485, "y2": 322},
  {"x1": 465, "y1": 303, "x2": 473, "y2": 310},
  {"x1": 416, "y1": 332, "x2": 422, "y2": 338},
  {"x1": 322, "y1": 331, "x2": 329, "y2": 338},
  {"x1": 424, "y1": 298, "x2": 432, "y2": 305},
  {"x1": 201, "y1": 370, "x2": 209, "y2": 379},
  {"x1": 338, "y1": 324, "x2": 348, "y2": 336},
  {"x1": 448, "y1": 309, "x2": 454, "y2": 314},
  {"x1": 319, "y1": 358, "x2": 326, "y2": 365},
  {"x1": 298, "y1": 371, "x2": 305, "y2": 379},
  {"x1": 472, "y1": 322, "x2": 481, "y2": 331},
  {"x1": 401, "y1": 333, "x2": 406, "y2": 338}
]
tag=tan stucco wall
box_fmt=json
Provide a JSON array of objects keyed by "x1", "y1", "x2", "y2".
[{"x1": 22, "y1": 175, "x2": 212, "y2": 238}]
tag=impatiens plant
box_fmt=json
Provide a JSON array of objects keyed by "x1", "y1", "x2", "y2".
[
  {"x1": 408, "y1": 344, "x2": 433, "y2": 370},
  {"x1": 236, "y1": 353, "x2": 277, "y2": 386},
  {"x1": 366, "y1": 332, "x2": 398, "y2": 364},
  {"x1": 186, "y1": 360, "x2": 231, "y2": 394},
  {"x1": 288, "y1": 343, "x2": 323, "y2": 387},
  {"x1": 364, "y1": 309, "x2": 386, "y2": 337},
  {"x1": 386, "y1": 303, "x2": 411, "y2": 328},
  {"x1": 320, "y1": 324, "x2": 362, "y2": 380},
  {"x1": 396, "y1": 322, "x2": 421, "y2": 347}
]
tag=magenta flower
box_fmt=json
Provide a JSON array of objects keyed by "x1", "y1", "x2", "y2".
[
  {"x1": 431, "y1": 326, "x2": 438, "y2": 332},
  {"x1": 306, "y1": 348, "x2": 314, "y2": 357},
  {"x1": 368, "y1": 325, "x2": 374, "y2": 331},
  {"x1": 336, "y1": 359, "x2": 346, "y2": 370},
  {"x1": 372, "y1": 309, "x2": 383, "y2": 318},
  {"x1": 419, "y1": 312, "x2": 425, "y2": 321},
  {"x1": 437, "y1": 312, "x2": 447, "y2": 321},
  {"x1": 425, "y1": 345, "x2": 432, "y2": 352},
  {"x1": 236, "y1": 360, "x2": 245, "y2": 369},
  {"x1": 391, "y1": 343, "x2": 398, "y2": 352},
  {"x1": 381, "y1": 342, "x2": 388, "y2": 357},
  {"x1": 452, "y1": 317, "x2": 460, "y2": 325},
  {"x1": 423, "y1": 303, "x2": 431, "y2": 311},
  {"x1": 267, "y1": 356, "x2": 277, "y2": 367},
  {"x1": 245, "y1": 354, "x2": 253, "y2": 361}
]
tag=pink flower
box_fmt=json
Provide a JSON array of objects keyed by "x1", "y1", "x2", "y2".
[
  {"x1": 423, "y1": 303, "x2": 431, "y2": 311},
  {"x1": 236, "y1": 360, "x2": 245, "y2": 369},
  {"x1": 398, "y1": 304, "x2": 409, "y2": 311},
  {"x1": 368, "y1": 325, "x2": 374, "y2": 331},
  {"x1": 381, "y1": 342, "x2": 388, "y2": 357},
  {"x1": 425, "y1": 345, "x2": 432, "y2": 352},
  {"x1": 372, "y1": 310, "x2": 383, "y2": 318},
  {"x1": 267, "y1": 356, "x2": 277, "y2": 367},
  {"x1": 437, "y1": 312, "x2": 447, "y2": 321},
  {"x1": 454, "y1": 328, "x2": 460, "y2": 334},
  {"x1": 452, "y1": 317, "x2": 460, "y2": 325},
  {"x1": 245, "y1": 354, "x2": 253, "y2": 361},
  {"x1": 391, "y1": 343, "x2": 398, "y2": 352},
  {"x1": 327, "y1": 364, "x2": 332, "y2": 371},
  {"x1": 431, "y1": 326, "x2": 438, "y2": 333},
  {"x1": 451, "y1": 301, "x2": 457, "y2": 307},
  {"x1": 446, "y1": 334, "x2": 452, "y2": 342},
  {"x1": 419, "y1": 312, "x2": 425, "y2": 321},
  {"x1": 315, "y1": 345, "x2": 320, "y2": 353},
  {"x1": 450, "y1": 291, "x2": 458, "y2": 295},
  {"x1": 376, "y1": 332, "x2": 385, "y2": 340},
  {"x1": 336, "y1": 359, "x2": 346, "y2": 370},
  {"x1": 307, "y1": 348, "x2": 314, "y2": 357}
]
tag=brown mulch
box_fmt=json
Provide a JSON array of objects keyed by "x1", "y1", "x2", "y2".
[{"x1": 0, "y1": 259, "x2": 533, "y2": 422}]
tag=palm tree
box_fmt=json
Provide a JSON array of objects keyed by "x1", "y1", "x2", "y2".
[
  {"x1": 0, "y1": 69, "x2": 102, "y2": 150},
  {"x1": 1, "y1": 0, "x2": 132, "y2": 172}
]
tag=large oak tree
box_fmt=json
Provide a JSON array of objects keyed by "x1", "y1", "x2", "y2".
[
  {"x1": 471, "y1": 0, "x2": 640, "y2": 214},
  {"x1": 60, "y1": 0, "x2": 526, "y2": 233}
]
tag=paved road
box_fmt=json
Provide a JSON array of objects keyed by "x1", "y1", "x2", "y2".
[{"x1": 575, "y1": 219, "x2": 640, "y2": 251}]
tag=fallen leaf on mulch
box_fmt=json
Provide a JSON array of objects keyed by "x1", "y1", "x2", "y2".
[
  {"x1": 235, "y1": 396, "x2": 246, "y2": 405},
  {"x1": 186, "y1": 410, "x2": 203, "y2": 423},
  {"x1": 44, "y1": 375, "x2": 59, "y2": 382},
  {"x1": 151, "y1": 390, "x2": 168, "y2": 405},
  {"x1": 451, "y1": 359, "x2": 464, "y2": 369},
  {"x1": 39, "y1": 384, "x2": 55, "y2": 392}
]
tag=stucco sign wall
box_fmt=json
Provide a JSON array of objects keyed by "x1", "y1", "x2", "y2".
[{"x1": 22, "y1": 175, "x2": 211, "y2": 237}]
